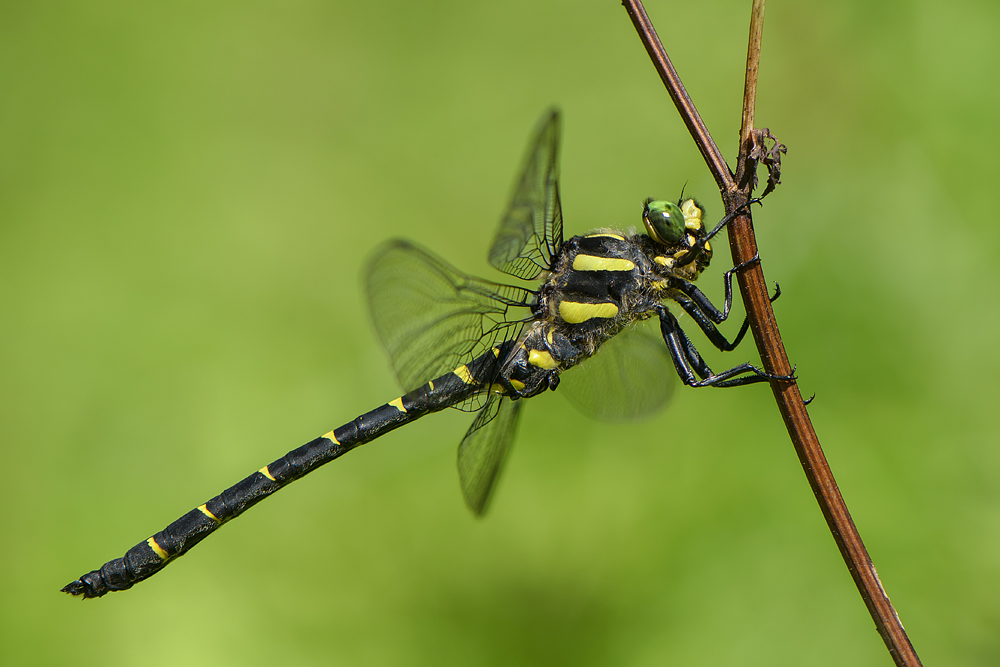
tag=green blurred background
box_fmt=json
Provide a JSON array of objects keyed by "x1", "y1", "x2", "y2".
[{"x1": 2, "y1": 0, "x2": 997, "y2": 664}]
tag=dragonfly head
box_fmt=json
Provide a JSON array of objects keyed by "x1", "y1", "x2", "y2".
[{"x1": 643, "y1": 197, "x2": 713, "y2": 277}]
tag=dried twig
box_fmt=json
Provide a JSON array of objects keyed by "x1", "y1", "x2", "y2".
[{"x1": 621, "y1": 1, "x2": 922, "y2": 664}]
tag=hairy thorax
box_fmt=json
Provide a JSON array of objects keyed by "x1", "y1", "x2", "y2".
[{"x1": 497, "y1": 227, "x2": 709, "y2": 400}]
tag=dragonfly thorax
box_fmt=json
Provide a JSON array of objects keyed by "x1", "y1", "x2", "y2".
[{"x1": 498, "y1": 203, "x2": 714, "y2": 400}]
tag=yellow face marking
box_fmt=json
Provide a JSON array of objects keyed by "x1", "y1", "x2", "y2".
[
  {"x1": 510, "y1": 379, "x2": 526, "y2": 391},
  {"x1": 147, "y1": 537, "x2": 170, "y2": 561},
  {"x1": 198, "y1": 504, "x2": 220, "y2": 523},
  {"x1": 584, "y1": 232, "x2": 625, "y2": 240},
  {"x1": 681, "y1": 199, "x2": 704, "y2": 230},
  {"x1": 654, "y1": 256, "x2": 675, "y2": 268},
  {"x1": 674, "y1": 249, "x2": 689, "y2": 260},
  {"x1": 388, "y1": 397, "x2": 406, "y2": 413},
  {"x1": 704, "y1": 241, "x2": 712, "y2": 253},
  {"x1": 528, "y1": 349, "x2": 559, "y2": 369},
  {"x1": 259, "y1": 466, "x2": 276, "y2": 481},
  {"x1": 685, "y1": 234, "x2": 696, "y2": 246},
  {"x1": 558, "y1": 300, "x2": 619, "y2": 324},
  {"x1": 321, "y1": 429, "x2": 340, "y2": 444},
  {"x1": 572, "y1": 254, "x2": 635, "y2": 272},
  {"x1": 453, "y1": 364, "x2": 474, "y2": 385}
]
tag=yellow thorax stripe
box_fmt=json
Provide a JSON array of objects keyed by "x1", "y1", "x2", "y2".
[
  {"x1": 527, "y1": 349, "x2": 559, "y2": 369},
  {"x1": 572, "y1": 254, "x2": 635, "y2": 272},
  {"x1": 584, "y1": 232, "x2": 625, "y2": 240},
  {"x1": 558, "y1": 300, "x2": 619, "y2": 324}
]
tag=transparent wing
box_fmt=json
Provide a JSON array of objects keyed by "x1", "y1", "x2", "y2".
[
  {"x1": 457, "y1": 394, "x2": 524, "y2": 516},
  {"x1": 488, "y1": 109, "x2": 564, "y2": 281},
  {"x1": 558, "y1": 319, "x2": 675, "y2": 422},
  {"x1": 366, "y1": 240, "x2": 534, "y2": 406}
]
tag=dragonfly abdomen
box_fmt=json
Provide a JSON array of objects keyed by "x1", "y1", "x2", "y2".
[{"x1": 62, "y1": 355, "x2": 497, "y2": 598}]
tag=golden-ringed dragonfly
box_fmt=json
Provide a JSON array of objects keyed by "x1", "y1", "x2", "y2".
[{"x1": 63, "y1": 109, "x2": 787, "y2": 598}]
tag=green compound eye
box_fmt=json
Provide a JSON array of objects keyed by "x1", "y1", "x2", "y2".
[{"x1": 643, "y1": 198, "x2": 686, "y2": 245}]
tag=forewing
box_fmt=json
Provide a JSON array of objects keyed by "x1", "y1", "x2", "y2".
[
  {"x1": 558, "y1": 320, "x2": 675, "y2": 422},
  {"x1": 488, "y1": 109, "x2": 564, "y2": 281},
  {"x1": 457, "y1": 395, "x2": 524, "y2": 516},
  {"x1": 366, "y1": 240, "x2": 533, "y2": 398}
]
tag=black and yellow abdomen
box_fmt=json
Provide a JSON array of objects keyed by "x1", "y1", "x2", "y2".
[{"x1": 60, "y1": 345, "x2": 508, "y2": 598}]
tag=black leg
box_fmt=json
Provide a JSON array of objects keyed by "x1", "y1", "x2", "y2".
[
  {"x1": 675, "y1": 296, "x2": 750, "y2": 352},
  {"x1": 656, "y1": 305, "x2": 793, "y2": 388},
  {"x1": 672, "y1": 258, "x2": 781, "y2": 354},
  {"x1": 672, "y1": 318, "x2": 774, "y2": 388},
  {"x1": 676, "y1": 252, "x2": 770, "y2": 324},
  {"x1": 672, "y1": 198, "x2": 762, "y2": 269},
  {"x1": 657, "y1": 305, "x2": 713, "y2": 385},
  {"x1": 703, "y1": 197, "x2": 762, "y2": 243}
]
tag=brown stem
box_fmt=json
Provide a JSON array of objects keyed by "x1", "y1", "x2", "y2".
[
  {"x1": 733, "y1": 0, "x2": 764, "y2": 189},
  {"x1": 621, "y1": 1, "x2": 923, "y2": 665},
  {"x1": 621, "y1": 0, "x2": 730, "y2": 191}
]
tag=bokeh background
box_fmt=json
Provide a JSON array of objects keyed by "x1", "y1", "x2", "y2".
[{"x1": 2, "y1": 1, "x2": 997, "y2": 665}]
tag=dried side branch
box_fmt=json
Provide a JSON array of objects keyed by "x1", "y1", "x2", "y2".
[
  {"x1": 621, "y1": 1, "x2": 923, "y2": 665},
  {"x1": 745, "y1": 128, "x2": 786, "y2": 197}
]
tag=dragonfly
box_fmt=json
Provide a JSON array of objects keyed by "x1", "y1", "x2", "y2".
[{"x1": 63, "y1": 109, "x2": 785, "y2": 598}]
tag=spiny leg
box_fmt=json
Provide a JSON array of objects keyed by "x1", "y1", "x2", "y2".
[
  {"x1": 703, "y1": 198, "x2": 762, "y2": 242},
  {"x1": 672, "y1": 198, "x2": 762, "y2": 270},
  {"x1": 673, "y1": 282, "x2": 781, "y2": 355},
  {"x1": 656, "y1": 305, "x2": 790, "y2": 388},
  {"x1": 674, "y1": 318, "x2": 740, "y2": 380},
  {"x1": 671, "y1": 257, "x2": 781, "y2": 356},
  {"x1": 658, "y1": 305, "x2": 713, "y2": 385},
  {"x1": 675, "y1": 252, "x2": 779, "y2": 325},
  {"x1": 674, "y1": 296, "x2": 750, "y2": 352},
  {"x1": 673, "y1": 310, "x2": 793, "y2": 388}
]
